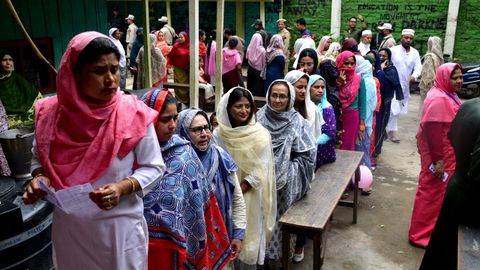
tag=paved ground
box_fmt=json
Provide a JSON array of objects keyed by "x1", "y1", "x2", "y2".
[{"x1": 292, "y1": 93, "x2": 425, "y2": 270}]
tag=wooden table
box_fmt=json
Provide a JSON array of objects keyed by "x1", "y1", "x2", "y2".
[{"x1": 280, "y1": 150, "x2": 363, "y2": 270}]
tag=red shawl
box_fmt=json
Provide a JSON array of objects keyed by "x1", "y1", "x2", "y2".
[
  {"x1": 170, "y1": 31, "x2": 190, "y2": 70},
  {"x1": 34, "y1": 31, "x2": 157, "y2": 190},
  {"x1": 336, "y1": 51, "x2": 362, "y2": 109}
]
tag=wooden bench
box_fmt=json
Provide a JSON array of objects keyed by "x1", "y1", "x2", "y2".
[
  {"x1": 163, "y1": 82, "x2": 213, "y2": 111},
  {"x1": 253, "y1": 96, "x2": 266, "y2": 109},
  {"x1": 280, "y1": 149, "x2": 363, "y2": 270},
  {"x1": 458, "y1": 225, "x2": 480, "y2": 269}
]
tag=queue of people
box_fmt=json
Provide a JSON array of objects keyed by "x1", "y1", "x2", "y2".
[{"x1": 12, "y1": 9, "x2": 474, "y2": 270}]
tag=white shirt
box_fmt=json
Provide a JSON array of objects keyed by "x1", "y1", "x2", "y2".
[
  {"x1": 390, "y1": 44, "x2": 422, "y2": 99},
  {"x1": 126, "y1": 23, "x2": 138, "y2": 44},
  {"x1": 31, "y1": 124, "x2": 165, "y2": 270},
  {"x1": 358, "y1": 42, "x2": 371, "y2": 55}
]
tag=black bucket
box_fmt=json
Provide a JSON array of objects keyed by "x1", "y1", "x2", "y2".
[{"x1": 0, "y1": 128, "x2": 34, "y2": 180}]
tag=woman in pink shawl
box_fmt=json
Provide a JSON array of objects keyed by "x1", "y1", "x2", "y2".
[
  {"x1": 21, "y1": 32, "x2": 165, "y2": 269},
  {"x1": 222, "y1": 37, "x2": 244, "y2": 92},
  {"x1": 316, "y1": 35, "x2": 332, "y2": 62},
  {"x1": 205, "y1": 30, "x2": 217, "y2": 86},
  {"x1": 156, "y1": 30, "x2": 172, "y2": 70},
  {"x1": 336, "y1": 51, "x2": 367, "y2": 151},
  {"x1": 264, "y1": 34, "x2": 285, "y2": 90},
  {"x1": 409, "y1": 63, "x2": 463, "y2": 248},
  {"x1": 246, "y1": 33, "x2": 266, "y2": 96}
]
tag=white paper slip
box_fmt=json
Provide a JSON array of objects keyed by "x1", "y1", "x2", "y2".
[{"x1": 38, "y1": 182, "x2": 97, "y2": 215}]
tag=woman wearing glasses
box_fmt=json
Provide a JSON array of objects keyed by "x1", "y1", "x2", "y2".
[
  {"x1": 142, "y1": 90, "x2": 231, "y2": 269},
  {"x1": 257, "y1": 80, "x2": 316, "y2": 267},
  {"x1": 176, "y1": 108, "x2": 247, "y2": 267}
]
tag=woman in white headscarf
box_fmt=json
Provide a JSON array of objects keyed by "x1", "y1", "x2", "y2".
[
  {"x1": 323, "y1": 42, "x2": 342, "y2": 61},
  {"x1": 136, "y1": 33, "x2": 167, "y2": 89},
  {"x1": 257, "y1": 79, "x2": 316, "y2": 267},
  {"x1": 285, "y1": 70, "x2": 324, "y2": 141},
  {"x1": 419, "y1": 36, "x2": 444, "y2": 109},
  {"x1": 212, "y1": 87, "x2": 276, "y2": 269},
  {"x1": 108, "y1": 28, "x2": 127, "y2": 89},
  {"x1": 292, "y1": 37, "x2": 316, "y2": 68}
]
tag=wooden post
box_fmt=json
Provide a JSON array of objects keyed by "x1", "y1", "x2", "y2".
[
  {"x1": 331, "y1": 0, "x2": 342, "y2": 39},
  {"x1": 166, "y1": 0, "x2": 171, "y2": 26},
  {"x1": 142, "y1": 0, "x2": 152, "y2": 88},
  {"x1": 235, "y1": 1, "x2": 245, "y2": 39},
  {"x1": 215, "y1": 0, "x2": 225, "y2": 110},
  {"x1": 260, "y1": 0, "x2": 265, "y2": 27},
  {"x1": 444, "y1": 0, "x2": 460, "y2": 58},
  {"x1": 189, "y1": 0, "x2": 199, "y2": 108}
]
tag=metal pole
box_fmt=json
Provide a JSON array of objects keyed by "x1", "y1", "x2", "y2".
[{"x1": 142, "y1": 0, "x2": 152, "y2": 88}]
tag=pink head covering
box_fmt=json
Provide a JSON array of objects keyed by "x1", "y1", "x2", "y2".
[
  {"x1": 246, "y1": 33, "x2": 266, "y2": 78},
  {"x1": 222, "y1": 47, "x2": 242, "y2": 74},
  {"x1": 316, "y1": 35, "x2": 331, "y2": 56},
  {"x1": 34, "y1": 31, "x2": 158, "y2": 189},
  {"x1": 420, "y1": 63, "x2": 462, "y2": 124},
  {"x1": 265, "y1": 34, "x2": 284, "y2": 64},
  {"x1": 336, "y1": 51, "x2": 362, "y2": 109}
]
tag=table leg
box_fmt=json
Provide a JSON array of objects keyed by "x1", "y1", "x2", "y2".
[
  {"x1": 353, "y1": 166, "x2": 360, "y2": 224},
  {"x1": 313, "y1": 231, "x2": 323, "y2": 270},
  {"x1": 282, "y1": 227, "x2": 291, "y2": 270}
]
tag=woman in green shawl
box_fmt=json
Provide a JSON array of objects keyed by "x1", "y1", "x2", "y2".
[{"x1": 0, "y1": 50, "x2": 41, "y2": 128}]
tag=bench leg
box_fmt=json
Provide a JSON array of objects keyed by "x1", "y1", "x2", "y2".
[
  {"x1": 313, "y1": 230, "x2": 324, "y2": 270},
  {"x1": 282, "y1": 227, "x2": 291, "y2": 270},
  {"x1": 353, "y1": 166, "x2": 360, "y2": 224}
]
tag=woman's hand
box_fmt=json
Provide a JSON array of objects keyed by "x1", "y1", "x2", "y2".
[
  {"x1": 358, "y1": 123, "x2": 366, "y2": 142},
  {"x1": 338, "y1": 70, "x2": 346, "y2": 85},
  {"x1": 433, "y1": 160, "x2": 445, "y2": 180},
  {"x1": 381, "y1": 61, "x2": 387, "y2": 70},
  {"x1": 240, "y1": 181, "x2": 252, "y2": 194},
  {"x1": 231, "y1": 239, "x2": 242, "y2": 259},
  {"x1": 22, "y1": 175, "x2": 51, "y2": 204},
  {"x1": 89, "y1": 182, "x2": 123, "y2": 210}
]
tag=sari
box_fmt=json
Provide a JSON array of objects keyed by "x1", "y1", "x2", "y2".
[
  {"x1": 143, "y1": 90, "x2": 232, "y2": 270},
  {"x1": 257, "y1": 80, "x2": 315, "y2": 261},
  {"x1": 410, "y1": 63, "x2": 461, "y2": 247}
]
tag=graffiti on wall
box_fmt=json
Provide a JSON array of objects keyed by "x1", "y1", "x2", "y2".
[{"x1": 284, "y1": 0, "x2": 327, "y2": 17}]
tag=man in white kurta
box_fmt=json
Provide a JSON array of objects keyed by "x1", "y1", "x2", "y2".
[{"x1": 387, "y1": 29, "x2": 422, "y2": 142}]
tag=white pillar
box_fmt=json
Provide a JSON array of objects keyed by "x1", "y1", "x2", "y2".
[
  {"x1": 215, "y1": 0, "x2": 225, "y2": 109},
  {"x1": 444, "y1": 0, "x2": 460, "y2": 58},
  {"x1": 189, "y1": 0, "x2": 199, "y2": 107},
  {"x1": 166, "y1": 0, "x2": 171, "y2": 26},
  {"x1": 142, "y1": 0, "x2": 152, "y2": 88},
  {"x1": 260, "y1": 0, "x2": 265, "y2": 26},
  {"x1": 330, "y1": 0, "x2": 342, "y2": 39},
  {"x1": 279, "y1": 0, "x2": 283, "y2": 19}
]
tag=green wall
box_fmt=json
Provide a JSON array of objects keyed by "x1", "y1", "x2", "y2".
[
  {"x1": 0, "y1": 0, "x2": 109, "y2": 67},
  {"x1": 455, "y1": 0, "x2": 480, "y2": 63},
  {"x1": 283, "y1": 0, "x2": 479, "y2": 64}
]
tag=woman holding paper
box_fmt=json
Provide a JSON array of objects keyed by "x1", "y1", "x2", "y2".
[
  {"x1": 409, "y1": 63, "x2": 463, "y2": 248},
  {"x1": 22, "y1": 32, "x2": 165, "y2": 269}
]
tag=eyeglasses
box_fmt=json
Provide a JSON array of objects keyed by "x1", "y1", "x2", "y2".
[
  {"x1": 270, "y1": 94, "x2": 289, "y2": 101},
  {"x1": 299, "y1": 62, "x2": 314, "y2": 67},
  {"x1": 189, "y1": 125, "x2": 211, "y2": 135}
]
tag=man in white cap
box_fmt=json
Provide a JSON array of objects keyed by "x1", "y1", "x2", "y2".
[
  {"x1": 158, "y1": 16, "x2": 176, "y2": 46},
  {"x1": 277, "y1": 18, "x2": 290, "y2": 73},
  {"x1": 358, "y1": 30, "x2": 372, "y2": 55},
  {"x1": 387, "y1": 29, "x2": 422, "y2": 143},
  {"x1": 378, "y1": 23, "x2": 396, "y2": 49},
  {"x1": 125, "y1": 14, "x2": 137, "y2": 57}
]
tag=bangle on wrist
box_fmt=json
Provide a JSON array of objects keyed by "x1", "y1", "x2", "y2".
[
  {"x1": 33, "y1": 172, "x2": 44, "y2": 178},
  {"x1": 126, "y1": 177, "x2": 136, "y2": 194}
]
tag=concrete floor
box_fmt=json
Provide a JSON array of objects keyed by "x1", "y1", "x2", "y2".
[{"x1": 292, "y1": 93, "x2": 425, "y2": 270}]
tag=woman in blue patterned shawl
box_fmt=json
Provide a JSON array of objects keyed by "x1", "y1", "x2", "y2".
[
  {"x1": 176, "y1": 108, "x2": 247, "y2": 262},
  {"x1": 256, "y1": 79, "x2": 316, "y2": 265},
  {"x1": 142, "y1": 89, "x2": 231, "y2": 270}
]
